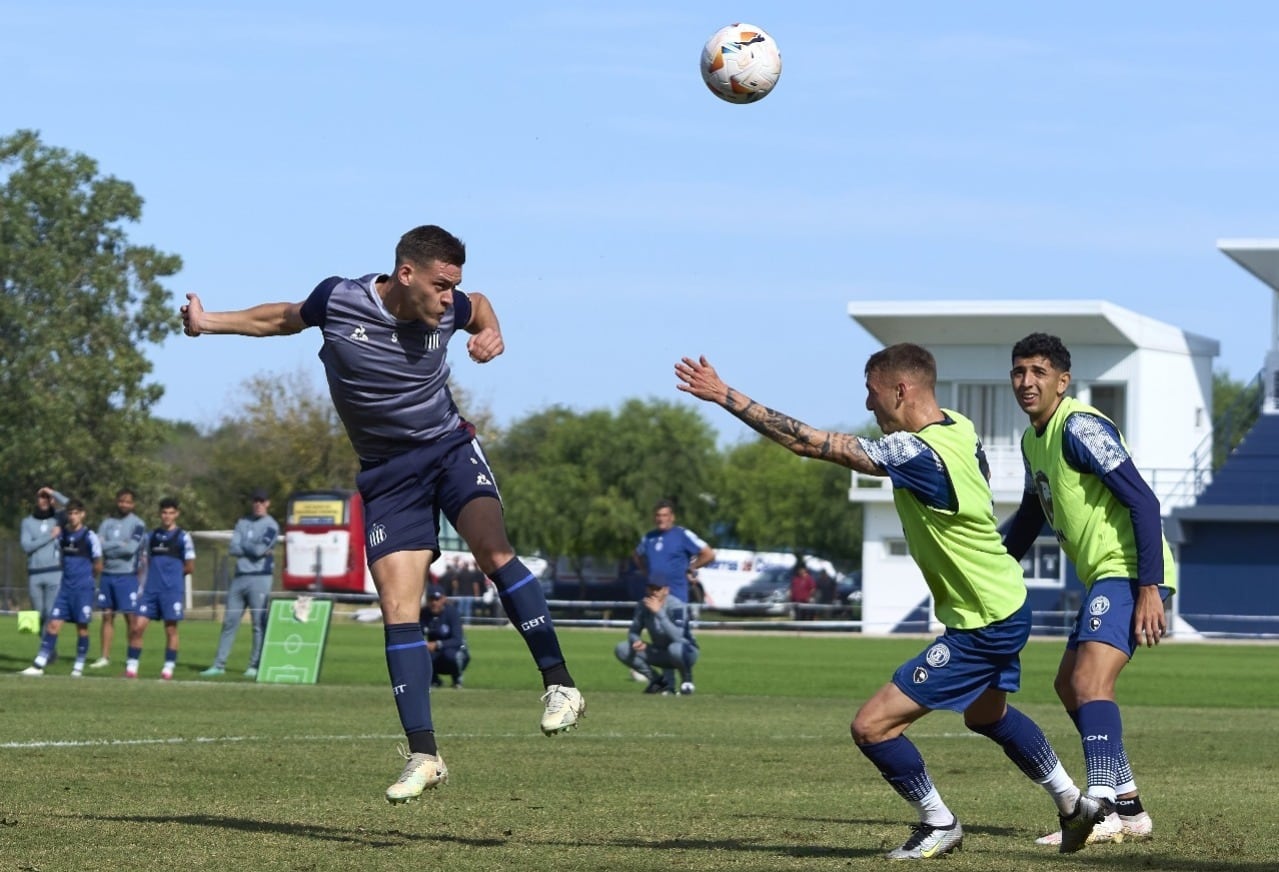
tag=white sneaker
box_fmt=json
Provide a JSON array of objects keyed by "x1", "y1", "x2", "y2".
[
  {"x1": 539, "y1": 685, "x2": 586, "y2": 735},
  {"x1": 385, "y1": 748, "x2": 448, "y2": 804},
  {"x1": 71, "y1": 669, "x2": 83, "y2": 677},
  {"x1": 628, "y1": 669, "x2": 648, "y2": 683},
  {"x1": 885, "y1": 818, "x2": 964, "y2": 859},
  {"x1": 160, "y1": 669, "x2": 174, "y2": 681},
  {"x1": 89, "y1": 657, "x2": 111, "y2": 669},
  {"x1": 1036, "y1": 810, "x2": 1152, "y2": 846},
  {"x1": 20, "y1": 665, "x2": 44, "y2": 676}
]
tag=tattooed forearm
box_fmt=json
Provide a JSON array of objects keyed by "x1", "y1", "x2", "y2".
[{"x1": 724, "y1": 389, "x2": 879, "y2": 473}]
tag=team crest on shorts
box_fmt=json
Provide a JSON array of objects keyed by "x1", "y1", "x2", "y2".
[
  {"x1": 1089, "y1": 596, "x2": 1111, "y2": 616},
  {"x1": 925, "y1": 643, "x2": 951, "y2": 668},
  {"x1": 912, "y1": 667, "x2": 928, "y2": 684}
]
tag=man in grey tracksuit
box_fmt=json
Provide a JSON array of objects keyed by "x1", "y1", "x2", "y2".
[
  {"x1": 202, "y1": 488, "x2": 279, "y2": 678},
  {"x1": 21, "y1": 487, "x2": 68, "y2": 626},
  {"x1": 614, "y1": 581, "x2": 700, "y2": 695}
]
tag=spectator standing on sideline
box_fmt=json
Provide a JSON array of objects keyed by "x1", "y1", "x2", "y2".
[
  {"x1": 202, "y1": 488, "x2": 280, "y2": 679},
  {"x1": 1003, "y1": 333, "x2": 1171, "y2": 847},
  {"x1": 21, "y1": 499, "x2": 102, "y2": 676},
  {"x1": 181, "y1": 223, "x2": 585, "y2": 805},
  {"x1": 455, "y1": 557, "x2": 486, "y2": 622},
  {"x1": 421, "y1": 585, "x2": 469, "y2": 688},
  {"x1": 127, "y1": 497, "x2": 195, "y2": 680},
  {"x1": 634, "y1": 500, "x2": 715, "y2": 606},
  {"x1": 789, "y1": 558, "x2": 816, "y2": 619},
  {"x1": 613, "y1": 581, "x2": 699, "y2": 695},
  {"x1": 676, "y1": 347, "x2": 1103, "y2": 858},
  {"x1": 91, "y1": 488, "x2": 147, "y2": 670},
  {"x1": 21, "y1": 487, "x2": 67, "y2": 631}
]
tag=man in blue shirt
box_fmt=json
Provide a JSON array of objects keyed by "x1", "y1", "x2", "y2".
[
  {"x1": 21, "y1": 499, "x2": 101, "y2": 677},
  {"x1": 128, "y1": 497, "x2": 195, "y2": 680},
  {"x1": 421, "y1": 586, "x2": 469, "y2": 688},
  {"x1": 181, "y1": 224, "x2": 585, "y2": 804},
  {"x1": 202, "y1": 488, "x2": 280, "y2": 679},
  {"x1": 634, "y1": 500, "x2": 716, "y2": 604}
]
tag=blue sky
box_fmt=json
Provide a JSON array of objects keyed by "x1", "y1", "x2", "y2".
[{"x1": 5, "y1": 2, "x2": 1278, "y2": 443}]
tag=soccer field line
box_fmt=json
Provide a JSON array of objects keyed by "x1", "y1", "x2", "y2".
[{"x1": 0, "y1": 729, "x2": 982, "y2": 751}]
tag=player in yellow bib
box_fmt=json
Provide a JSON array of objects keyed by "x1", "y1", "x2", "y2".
[
  {"x1": 1004, "y1": 333, "x2": 1173, "y2": 847},
  {"x1": 676, "y1": 344, "x2": 1104, "y2": 858}
]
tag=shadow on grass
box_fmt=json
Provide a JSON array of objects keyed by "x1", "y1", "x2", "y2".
[{"x1": 82, "y1": 813, "x2": 506, "y2": 848}]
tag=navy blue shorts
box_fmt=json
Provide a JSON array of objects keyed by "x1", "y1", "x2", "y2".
[
  {"x1": 97, "y1": 573, "x2": 139, "y2": 613},
  {"x1": 137, "y1": 583, "x2": 185, "y2": 622},
  {"x1": 892, "y1": 601, "x2": 1031, "y2": 713},
  {"x1": 1067, "y1": 578, "x2": 1171, "y2": 658},
  {"x1": 357, "y1": 427, "x2": 502, "y2": 566},
  {"x1": 50, "y1": 583, "x2": 96, "y2": 625}
]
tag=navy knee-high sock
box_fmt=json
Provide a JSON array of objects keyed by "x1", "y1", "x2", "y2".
[
  {"x1": 858, "y1": 735, "x2": 935, "y2": 802},
  {"x1": 491, "y1": 558, "x2": 573, "y2": 687},
  {"x1": 384, "y1": 622, "x2": 434, "y2": 751},
  {"x1": 968, "y1": 705, "x2": 1061, "y2": 780},
  {"x1": 1077, "y1": 700, "x2": 1124, "y2": 800}
]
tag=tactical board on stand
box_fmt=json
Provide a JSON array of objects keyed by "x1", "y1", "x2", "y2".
[{"x1": 256, "y1": 597, "x2": 333, "y2": 684}]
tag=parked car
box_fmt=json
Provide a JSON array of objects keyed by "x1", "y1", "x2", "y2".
[{"x1": 732, "y1": 567, "x2": 793, "y2": 615}]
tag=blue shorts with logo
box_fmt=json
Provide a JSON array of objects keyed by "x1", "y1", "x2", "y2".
[
  {"x1": 97, "y1": 572, "x2": 140, "y2": 613},
  {"x1": 892, "y1": 601, "x2": 1031, "y2": 713},
  {"x1": 1067, "y1": 578, "x2": 1171, "y2": 658},
  {"x1": 356, "y1": 426, "x2": 502, "y2": 566},
  {"x1": 137, "y1": 582, "x2": 185, "y2": 622},
  {"x1": 50, "y1": 583, "x2": 96, "y2": 625}
]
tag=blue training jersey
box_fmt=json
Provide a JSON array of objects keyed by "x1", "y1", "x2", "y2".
[
  {"x1": 148, "y1": 527, "x2": 195, "y2": 589},
  {"x1": 299, "y1": 274, "x2": 475, "y2": 463},
  {"x1": 59, "y1": 527, "x2": 102, "y2": 589}
]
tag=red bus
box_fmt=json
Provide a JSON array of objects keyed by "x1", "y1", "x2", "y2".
[{"x1": 282, "y1": 489, "x2": 376, "y2": 595}]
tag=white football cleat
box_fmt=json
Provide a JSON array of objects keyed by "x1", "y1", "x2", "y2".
[
  {"x1": 539, "y1": 685, "x2": 586, "y2": 735},
  {"x1": 1036, "y1": 810, "x2": 1152, "y2": 846},
  {"x1": 385, "y1": 749, "x2": 448, "y2": 804}
]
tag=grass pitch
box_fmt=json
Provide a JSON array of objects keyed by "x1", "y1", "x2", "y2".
[{"x1": 1, "y1": 619, "x2": 1277, "y2": 871}]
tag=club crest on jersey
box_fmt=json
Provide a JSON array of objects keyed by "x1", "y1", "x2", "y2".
[
  {"x1": 925, "y1": 643, "x2": 951, "y2": 668},
  {"x1": 425, "y1": 331, "x2": 440, "y2": 351},
  {"x1": 912, "y1": 667, "x2": 929, "y2": 684},
  {"x1": 1089, "y1": 596, "x2": 1111, "y2": 616}
]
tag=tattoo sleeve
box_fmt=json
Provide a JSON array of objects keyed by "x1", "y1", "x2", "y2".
[{"x1": 724, "y1": 389, "x2": 884, "y2": 475}]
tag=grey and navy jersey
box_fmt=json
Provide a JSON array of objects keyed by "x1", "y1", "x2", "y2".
[
  {"x1": 299, "y1": 274, "x2": 475, "y2": 463},
  {"x1": 59, "y1": 527, "x2": 102, "y2": 589},
  {"x1": 148, "y1": 527, "x2": 195, "y2": 589},
  {"x1": 98, "y1": 513, "x2": 147, "y2": 575},
  {"x1": 230, "y1": 514, "x2": 279, "y2": 577}
]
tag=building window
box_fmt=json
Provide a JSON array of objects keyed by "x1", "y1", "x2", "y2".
[
  {"x1": 1018, "y1": 540, "x2": 1063, "y2": 589},
  {"x1": 956, "y1": 382, "x2": 1022, "y2": 447},
  {"x1": 1089, "y1": 384, "x2": 1126, "y2": 433},
  {"x1": 886, "y1": 539, "x2": 909, "y2": 557}
]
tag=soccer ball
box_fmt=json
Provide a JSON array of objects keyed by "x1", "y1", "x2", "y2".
[{"x1": 700, "y1": 23, "x2": 782, "y2": 104}]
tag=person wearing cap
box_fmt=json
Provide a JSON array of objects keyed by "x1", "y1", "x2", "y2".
[
  {"x1": 202, "y1": 488, "x2": 280, "y2": 678},
  {"x1": 613, "y1": 580, "x2": 700, "y2": 695},
  {"x1": 421, "y1": 585, "x2": 469, "y2": 688}
]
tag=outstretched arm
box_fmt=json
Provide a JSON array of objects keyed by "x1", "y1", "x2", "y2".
[
  {"x1": 675, "y1": 356, "x2": 884, "y2": 475},
  {"x1": 182, "y1": 293, "x2": 307, "y2": 337}
]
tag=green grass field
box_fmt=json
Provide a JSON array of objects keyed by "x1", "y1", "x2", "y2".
[{"x1": 1, "y1": 617, "x2": 1277, "y2": 871}]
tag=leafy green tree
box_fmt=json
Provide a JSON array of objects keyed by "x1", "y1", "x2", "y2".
[
  {"x1": 492, "y1": 401, "x2": 721, "y2": 591},
  {"x1": 0, "y1": 130, "x2": 181, "y2": 523},
  {"x1": 715, "y1": 437, "x2": 863, "y2": 568},
  {"x1": 1212, "y1": 369, "x2": 1263, "y2": 469}
]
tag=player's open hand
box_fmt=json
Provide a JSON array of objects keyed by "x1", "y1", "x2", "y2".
[
  {"x1": 1134, "y1": 584, "x2": 1166, "y2": 647},
  {"x1": 675, "y1": 356, "x2": 729, "y2": 405},
  {"x1": 467, "y1": 327, "x2": 504, "y2": 363},
  {"x1": 181, "y1": 293, "x2": 205, "y2": 337}
]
